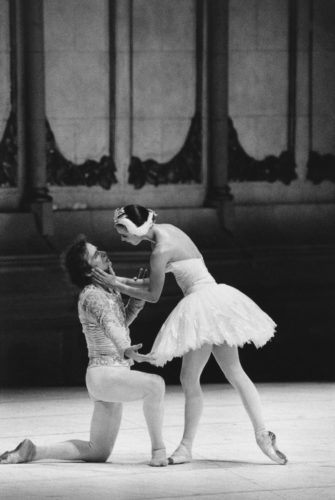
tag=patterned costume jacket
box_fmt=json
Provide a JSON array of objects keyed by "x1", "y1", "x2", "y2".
[{"x1": 78, "y1": 284, "x2": 144, "y2": 367}]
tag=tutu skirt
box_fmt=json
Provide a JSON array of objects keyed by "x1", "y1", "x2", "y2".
[{"x1": 151, "y1": 283, "x2": 276, "y2": 366}]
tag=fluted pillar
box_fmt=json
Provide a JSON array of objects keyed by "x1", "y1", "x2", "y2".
[
  {"x1": 206, "y1": 0, "x2": 234, "y2": 230},
  {"x1": 21, "y1": 0, "x2": 53, "y2": 234}
]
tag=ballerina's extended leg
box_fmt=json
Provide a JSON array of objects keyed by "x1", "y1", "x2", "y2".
[{"x1": 213, "y1": 344, "x2": 287, "y2": 465}]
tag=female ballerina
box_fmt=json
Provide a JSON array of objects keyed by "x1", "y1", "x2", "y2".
[
  {"x1": 92, "y1": 205, "x2": 288, "y2": 466},
  {"x1": 0, "y1": 236, "x2": 167, "y2": 467}
]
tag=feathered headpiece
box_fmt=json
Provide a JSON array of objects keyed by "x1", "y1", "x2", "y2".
[{"x1": 113, "y1": 207, "x2": 157, "y2": 237}]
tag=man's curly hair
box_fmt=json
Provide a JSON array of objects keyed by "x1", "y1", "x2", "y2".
[{"x1": 62, "y1": 235, "x2": 92, "y2": 289}]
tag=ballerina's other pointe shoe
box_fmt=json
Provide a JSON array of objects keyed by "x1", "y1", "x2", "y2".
[
  {"x1": 168, "y1": 444, "x2": 192, "y2": 465},
  {"x1": 149, "y1": 448, "x2": 168, "y2": 467},
  {"x1": 0, "y1": 439, "x2": 36, "y2": 464},
  {"x1": 256, "y1": 430, "x2": 287, "y2": 465}
]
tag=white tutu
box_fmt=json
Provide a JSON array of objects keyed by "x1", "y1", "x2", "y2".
[{"x1": 151, "y1": 282, "x2": 276, "y2": 367}]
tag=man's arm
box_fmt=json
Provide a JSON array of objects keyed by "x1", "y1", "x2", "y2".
[
  {"x1": 82, "y1": 288, "x2": 155, "y2": 364},
  {"x1": 81, "y1": 288, "x2": 130, "y2": 353},
  {"x1": 124, "y1": 298, "x2": 145, "y2": 326}
]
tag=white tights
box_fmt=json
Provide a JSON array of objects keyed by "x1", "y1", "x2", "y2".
[
  {"x1": 34, "y1": 400, "x2": 122, "y2": 462},
  {"x1": 177, "y1": 344, "x2": 266, "y2": 453},
  {"x1": 34, "y1": 366, "x2": 165, "y2": 462}
]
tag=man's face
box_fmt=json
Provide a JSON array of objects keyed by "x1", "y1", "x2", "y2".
[{"x1": 85, "y1": 243, "x2": 113, "y2": 273}]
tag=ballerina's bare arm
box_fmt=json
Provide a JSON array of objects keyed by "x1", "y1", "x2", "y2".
[
  {"x1": 108, "y1": 266, "x2": 149, "y2": 288},
  {"x1": 92, "y1": 251, "x2": 169, "y2": 303},
  {"x1": 116, "y1": 275, "x2": 150, "y2": 287}
]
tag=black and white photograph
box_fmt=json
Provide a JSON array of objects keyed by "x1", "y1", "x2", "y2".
[{"x1": 0, "y1": 0, "x2": 334, "y2": 499}]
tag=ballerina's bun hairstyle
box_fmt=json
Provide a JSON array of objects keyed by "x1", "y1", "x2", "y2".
[
  {"x1": 114, "y1": 205, "x2": 157, "y2": 236},
  {"x1": 124, "y1": 205, "x2": 151, "y2": 226},
  {"x1": 62, "y1": 234, "x2": 92, "y2": 289}
]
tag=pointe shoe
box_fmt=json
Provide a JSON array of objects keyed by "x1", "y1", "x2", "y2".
[
  {"x1": 256, "y1": 430, "x2": 287, "y2": 465},
  {"x1": 0, "y1": 439, "x2": 36, "y2": 464},
  {"x1": 149, "y1": 448, "x2": 168, "y2": 467},
  {"x1": 168, "y1": 444, "x2": 192, "y2": 465}
]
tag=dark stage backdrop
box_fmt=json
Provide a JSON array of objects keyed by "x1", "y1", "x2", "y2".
[{"x1": 1, "y1": 245, "x2": 334, "y2": 387}]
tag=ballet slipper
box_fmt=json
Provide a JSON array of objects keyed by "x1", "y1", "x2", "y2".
[
  {"x1": 0, "y1": 439, "x2": 36, "y2": 464},
  {"x1": 168, "y1": 443, "x2": 192, "y2": 465},
  {"x1": 256, "y1": 430, "x2": 287, "y2": 465},
  {"x1": 149, "y1": 447, "x2": 168, "y2": 467}
]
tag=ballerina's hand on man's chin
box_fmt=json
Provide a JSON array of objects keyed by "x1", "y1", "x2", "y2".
[{"x1": 92, "y1": 268, "x2": 117, "y2": 287}]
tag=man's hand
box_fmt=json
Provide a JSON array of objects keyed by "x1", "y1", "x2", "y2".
[{"x1": 124, "y1": 344, "x2": 156, "y2": 364}]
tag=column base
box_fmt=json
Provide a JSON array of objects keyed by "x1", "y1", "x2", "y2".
[
  {"x1": 31, "y1": 199, "x2": 54, "y2": 237},
  {"x1": 30, "y1": 187, "x2": 53, "y2": 203},
  {"x1": 205, "y1": 185, "x2": 235, "y2": 232}
]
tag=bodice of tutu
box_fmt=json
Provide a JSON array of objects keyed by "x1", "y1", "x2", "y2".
[{"x1": 166, "y1": 258, "x2": 216, "y2": 295}]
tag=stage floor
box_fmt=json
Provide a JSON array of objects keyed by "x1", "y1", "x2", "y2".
[{"x1": 0, "y1": 383, "x2": 334, "y2": 500}]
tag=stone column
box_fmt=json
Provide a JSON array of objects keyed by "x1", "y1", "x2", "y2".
[
  {"x1": 206, "y1": 0, "x2": 234, "y2": 230},
  {"x1": 21, "y1": 0, "x2": 53, "y2": 234}
]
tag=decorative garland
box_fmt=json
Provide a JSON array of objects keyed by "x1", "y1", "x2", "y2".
[
  {"x1": 307, "y1": 151, "x2": 335, "y2": 184},
  {"x1": 0, "y1": 110, "x2": 17, "y2": 187},
  {"x1": 46, "y1": 120, "x2": 117, "y2": 189},
  {"x1": 0, "y1": 111, "x2": 117, "y2": 190},
  {"x1": 128, "y1": 112, "x2": 202, "y2": 189},
  {"x1": 228, "y1": 117, "x2": 297, "y2": 184},
  {"x1": 3, "y1": 111, "x2": 335, "y2": 189}
]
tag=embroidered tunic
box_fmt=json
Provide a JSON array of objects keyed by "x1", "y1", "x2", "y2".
[{"x1": 78, "y1": 284, "x2": 144, "y2": 367}]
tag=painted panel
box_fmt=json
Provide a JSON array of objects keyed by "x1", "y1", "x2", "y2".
[
  {"x1": 132, "y1": 0, "x2": 196, "y2": 162},
  {"x1": 44, "y1": 0, "x2": 110, "y2": 163},
  {"x1": 229, "y1": 0, "x2": 288, "y2": 172},
  {"x1": 0, "y1": 0, "x2": 10, "y2": 139}
]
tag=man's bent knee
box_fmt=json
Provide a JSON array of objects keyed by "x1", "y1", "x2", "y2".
[
  {"x1": 149, "y1": 375, "x2": 165, "y2": 397},
  {"x1": 88, "y1": 449, "x2": 111, "y2": 463}
]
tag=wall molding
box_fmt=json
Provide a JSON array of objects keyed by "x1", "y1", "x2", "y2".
[{"x1": 0, "y1": 110, "x2": 17, "y2": 187}]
